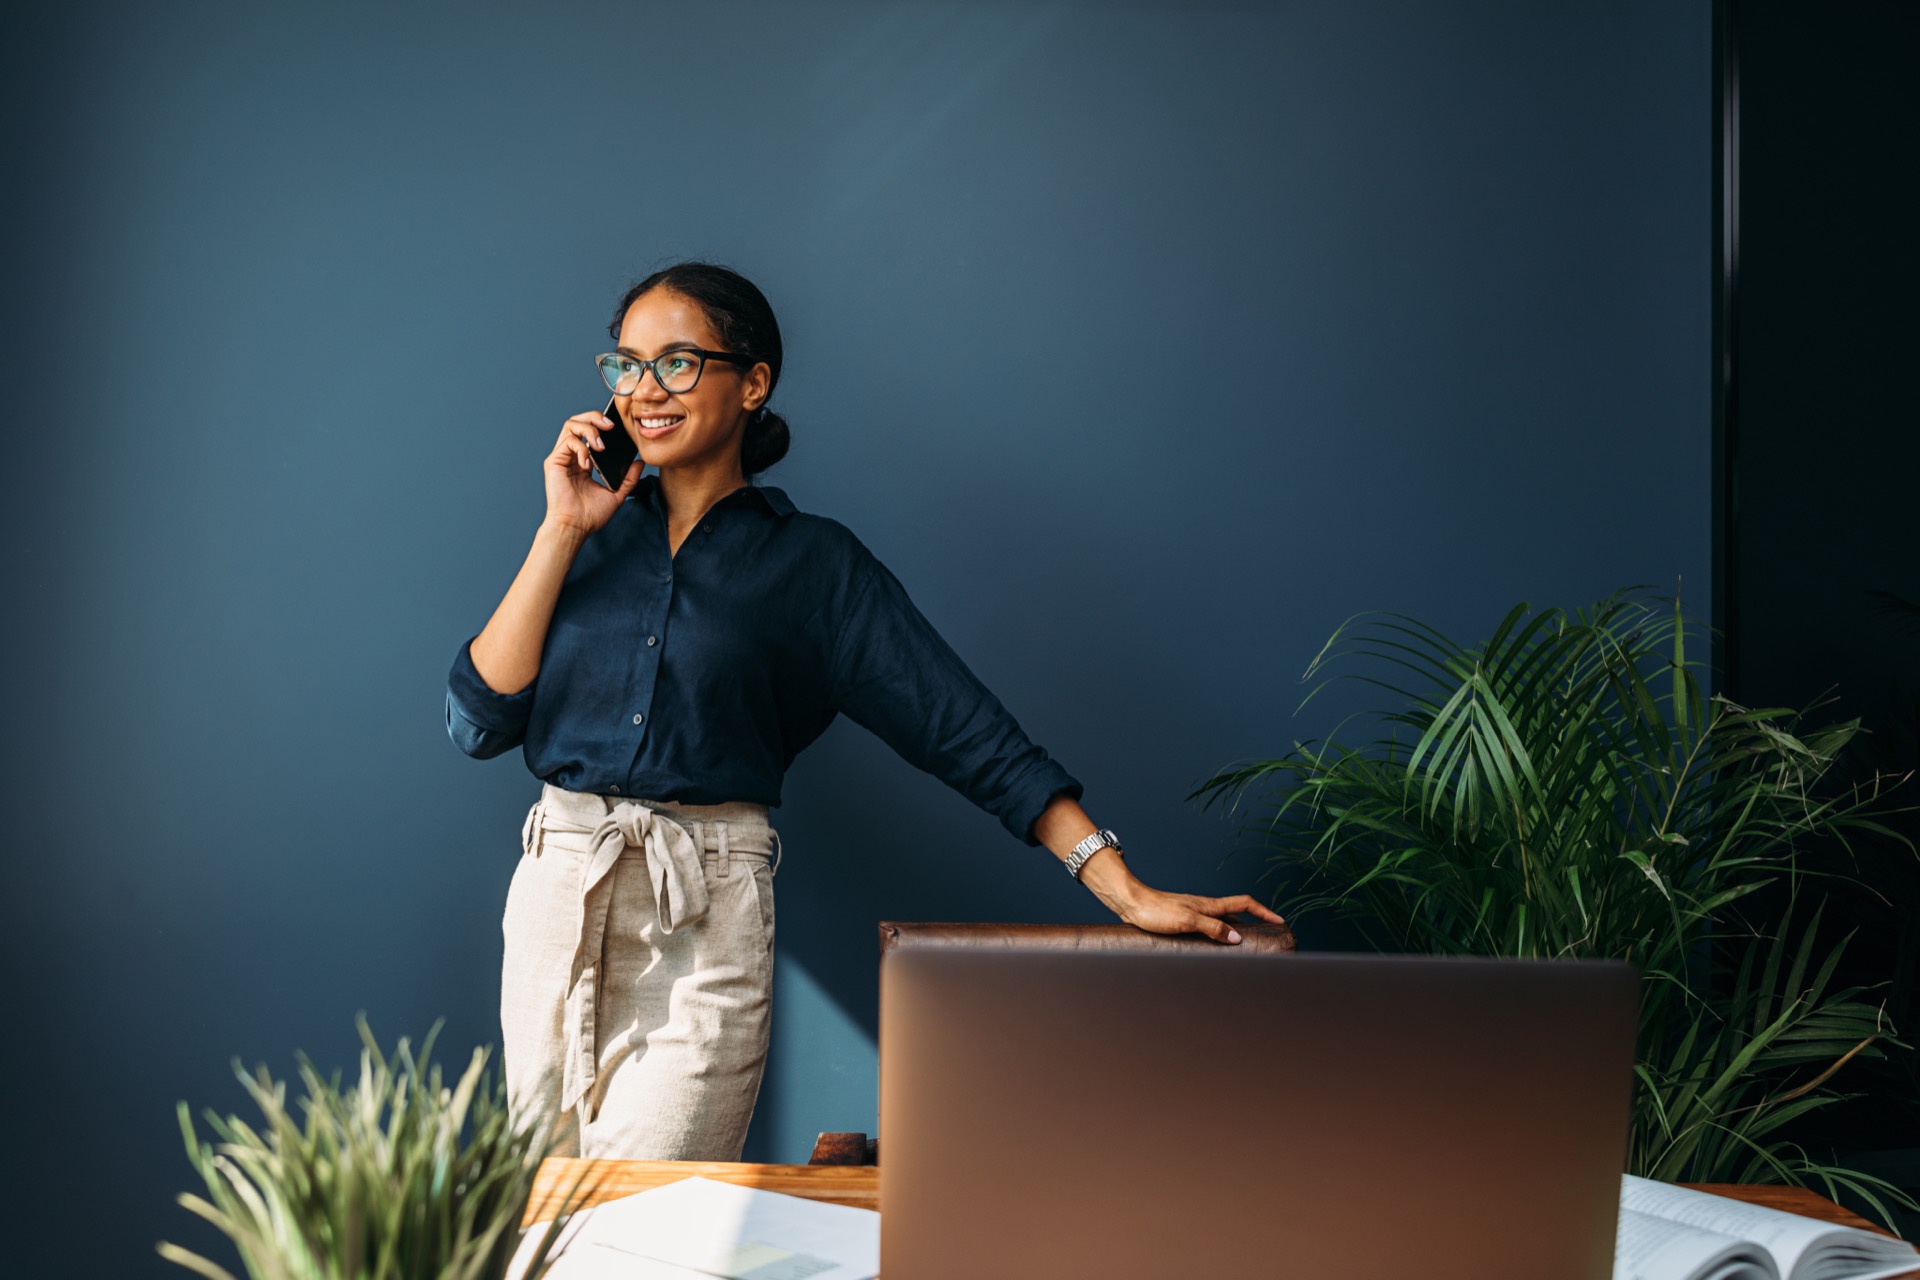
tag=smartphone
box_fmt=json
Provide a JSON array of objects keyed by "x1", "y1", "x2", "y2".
[{"x1": 590, "y1": 395, "x2": 641, "y2": 492}]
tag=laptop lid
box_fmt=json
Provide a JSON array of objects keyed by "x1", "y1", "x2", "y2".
[{"x1": 879, "y1": 948, "x2": 1638, "y2": 1280}]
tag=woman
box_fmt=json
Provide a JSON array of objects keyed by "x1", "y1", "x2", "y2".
[{"x1": 445, "y1": 262, "x2": 1285, "y2": 1161}]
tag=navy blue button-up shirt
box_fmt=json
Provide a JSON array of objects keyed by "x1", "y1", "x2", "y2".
[{"x1": 445, "y1": 476, "x2": 1081, "y2": 843}]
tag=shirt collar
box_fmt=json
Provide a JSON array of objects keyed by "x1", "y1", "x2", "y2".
[
  {"x1": 750, "y1": 484, "x2": 797, "y2": 516},
  {"x1": 632, "y1": 474, "x2": 796, "y2": 518}
]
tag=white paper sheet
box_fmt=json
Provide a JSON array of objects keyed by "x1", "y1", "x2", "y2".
[{"x1": 507, "y1": 1176, "x2": 879, "y2": 1280}]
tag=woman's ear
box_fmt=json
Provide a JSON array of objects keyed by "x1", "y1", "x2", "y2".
[{"x1": 743, "y1": 361, "x2": 772, "y2": 413}]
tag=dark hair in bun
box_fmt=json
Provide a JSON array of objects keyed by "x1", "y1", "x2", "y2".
[{"x1": 609, "y1": 262, "x2": 790, "y2": 476}]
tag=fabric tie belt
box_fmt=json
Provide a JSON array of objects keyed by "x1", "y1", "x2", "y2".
[{"x1": 523, "y1": 783, "x2": 776, "y2": 1121}]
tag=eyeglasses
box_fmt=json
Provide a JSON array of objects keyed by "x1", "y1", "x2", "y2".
[{"x1": 595, "y1": 347, "x2": 755, "y2": 396}]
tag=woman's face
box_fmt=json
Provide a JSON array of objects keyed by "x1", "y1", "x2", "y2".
[{"x1": 612, "y1": 287, "x2": 770, "y2": 477}]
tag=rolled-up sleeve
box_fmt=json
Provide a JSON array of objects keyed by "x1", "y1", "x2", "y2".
[
  {"x1": 828, "y1": 557, "x2": 1082, "y2": 844},
  {"x1": 445, "y1": 637, "x2": 536, "y2": 760}
]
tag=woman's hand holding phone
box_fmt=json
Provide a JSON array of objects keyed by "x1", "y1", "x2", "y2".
[
  {"x1": 469, "y1": 406, "x2": 639, "y2": 695},
  {"x1": 545, "y1": 400, "x2": 642, "y2": 536}
]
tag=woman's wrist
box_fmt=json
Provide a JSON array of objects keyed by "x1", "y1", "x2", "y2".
[
  {"x1": 1076, "y1": 849, "x2": 1149, "y2": 917},
  {"x1": 1032, "y1": 795, "x2": 1151, "y2": 919},
  {"x1": 536, "y1": 517, "x2": 590, "y2": 555}
]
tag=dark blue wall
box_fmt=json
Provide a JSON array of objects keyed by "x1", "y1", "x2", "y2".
[{"x1": 1, "y1": 1, "x2": 1707, "y2": 1271}]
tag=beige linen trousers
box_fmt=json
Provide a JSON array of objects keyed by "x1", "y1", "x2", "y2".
[{"x1": 501, "y1": 782, "x2": 779, "y2": 1161}]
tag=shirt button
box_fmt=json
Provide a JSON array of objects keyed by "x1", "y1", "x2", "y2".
[
  {"x1": 609, "y1": 785, "x2": 620, "y2": 794},
  {"x1": 632, "y1": 713, "x2": 644, "y2": 725},
  {"x1": 701, "y1": 523, "x2": 714, "y2": 534},
  {"x1": 646, "y1": 635, "x2": 658, "y2": 647}
]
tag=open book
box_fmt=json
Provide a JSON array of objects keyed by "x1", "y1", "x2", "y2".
[{"x1": 1617, "y1": 1175, "x2": 1919, "y2": 1280}]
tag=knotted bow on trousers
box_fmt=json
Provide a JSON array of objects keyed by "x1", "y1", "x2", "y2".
[{"x1": 527, "y1": 796, "x2": 711, "y2": 1120}]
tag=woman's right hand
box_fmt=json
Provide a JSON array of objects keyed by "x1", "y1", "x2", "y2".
[
  {"x1": 469, "y1": 411, "x2": 634, "y2": 696},
  {"x1": 544, "y1": 410, "x2": 641, "y2": 536}
]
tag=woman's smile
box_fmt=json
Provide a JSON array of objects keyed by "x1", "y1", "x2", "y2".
[{"x1": 634, "y1": 411, "x2": 686, "y2": 439}]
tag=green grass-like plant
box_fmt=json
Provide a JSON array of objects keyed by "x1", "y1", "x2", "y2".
[
  {"x1": 158, "y1": 1016, "x2": 589, "y2": 1280},
  {"x1": 1194, "y1": 591, "x2": 1917, "y2": 1225}
]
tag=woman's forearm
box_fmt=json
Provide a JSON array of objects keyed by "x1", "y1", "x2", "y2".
[{"x1": 468, "y1": 519, "x2": 588, "y2": 695}]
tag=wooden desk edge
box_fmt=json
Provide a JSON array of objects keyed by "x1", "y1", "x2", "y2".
[
  {"x1": 524, "y1": 1157, "x2": 878, "y2": 1226},
  {"x1": 524, "y1": 1160, "x2": 1915, "y2": 1271}
]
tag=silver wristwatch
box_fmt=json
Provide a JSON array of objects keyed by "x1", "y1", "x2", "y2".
[{"x1": 1065, "y1": 828, "x2": 1123, "y2": 880}]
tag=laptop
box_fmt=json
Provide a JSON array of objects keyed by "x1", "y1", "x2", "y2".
[{"x1": 879, "y1": 948, "x2": 1638, "y2": 1280}]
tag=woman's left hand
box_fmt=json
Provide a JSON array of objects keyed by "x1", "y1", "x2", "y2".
[
  {"x1": 1098, "y1": 880, "x2": 1288, "y2": 944},
  {"x1": 1032, "y1": 798, "x2": 1288, "y2": 944}
]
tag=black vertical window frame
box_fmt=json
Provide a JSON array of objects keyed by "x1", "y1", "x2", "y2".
[{"x1": 1711, "y1": 0, "x2": 1742, "y2": 702}]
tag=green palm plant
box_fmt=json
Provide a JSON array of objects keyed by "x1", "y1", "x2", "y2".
[
  {"x1": 1194, "y1": 591, "x2": 1916, "y2": 1225},
  {"x1": 158, "y1": 1016, "x2": 591, "y2": 1280}
]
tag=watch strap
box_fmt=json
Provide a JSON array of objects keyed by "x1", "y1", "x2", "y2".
[{"x1": 1065, "y1": 828, "x2": 1123, "y2": 880}]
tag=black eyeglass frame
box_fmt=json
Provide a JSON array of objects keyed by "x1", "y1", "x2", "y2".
[{"x1": 596, "y1": 347, "x2": 756, "y2": 396}]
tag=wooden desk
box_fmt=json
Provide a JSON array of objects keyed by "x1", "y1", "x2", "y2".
[
  {"x1": 524, "y1": 1159, "x2": 1915, "y2": 1275},
  {"x1": 525, "y1": 1158, "x2": 878, "y2": 1224}
]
